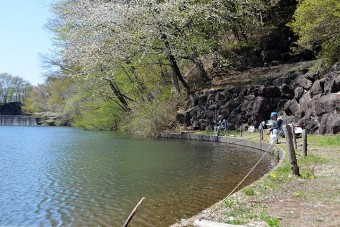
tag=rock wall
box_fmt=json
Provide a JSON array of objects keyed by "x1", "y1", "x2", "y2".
[{"x1": 178, "y1": 64, "x2": 340, "y2": 134}]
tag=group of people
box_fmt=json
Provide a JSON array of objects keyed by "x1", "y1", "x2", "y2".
[{"x1": 212, "y1": 112, "x2": 283, "y2": 144}]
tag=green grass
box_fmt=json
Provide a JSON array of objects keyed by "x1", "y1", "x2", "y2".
[
  {"x1": 260, "y1": 209, "x2": 280, "y2": 227},
  {"x1": 307, "y1": 134, "x2": 340, "y2": 147},
  {"x1": 243, "y1": 187, "x2": 256, "y2": 196},
  {"x1": 223, "y1": 201, "x2": 279, "y2": 227},
  {"x1": 189, "y1": 129, "x2": 338, "y2": 226},
  {"x1": 298, "y1": 153, "x2": 327, "y2": 166}
]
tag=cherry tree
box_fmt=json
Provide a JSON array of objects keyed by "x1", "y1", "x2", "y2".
[{"x1": 47, "y1": 0, "x2": 266, "y2": 106}]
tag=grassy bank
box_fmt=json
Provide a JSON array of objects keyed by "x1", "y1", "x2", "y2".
[{"x1": 177, "y1": 131, "x2": 340, "y2": 227}]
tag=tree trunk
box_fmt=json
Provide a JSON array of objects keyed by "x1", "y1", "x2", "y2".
[
  {"x1": 162, "y1": 34, "x2": 191, "y2": 95},
  {"x1": 103, "y1": 78, "x2": 132, "y2": 112}
]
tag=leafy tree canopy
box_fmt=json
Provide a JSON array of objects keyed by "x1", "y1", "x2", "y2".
[{"x1": 288, "y1": 0, "x2": 340, "y2": 63}]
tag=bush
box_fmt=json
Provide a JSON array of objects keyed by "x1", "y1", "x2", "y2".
[{"x1": 122, "y1": 99, "x2": 177, "y2": 137}]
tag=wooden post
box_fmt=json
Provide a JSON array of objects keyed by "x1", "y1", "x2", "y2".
[
  {"x1": 283, "y1": 125, "x2": 300, "y2": 176},
  {"x1": 240, "y1": 125, "x2": 243, "y2": 137},
  {"x1": 259, "y1": 124, "x2": 264, "y2": 140},
  {"x1": 259, "y1": 124, "x2": 263, "y2": 150},
  {"x1": 123, "y1": 197, "x2": 145, "y2": 227},
  {"x1": 291, "y1": 123, "x2": 297, "y2": 149},
  {"x1": 302, "y1": 129, "x2": 307, "y2": 156}
]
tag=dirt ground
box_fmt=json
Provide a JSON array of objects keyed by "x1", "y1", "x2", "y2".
[
  {"x1": 263, "y1": 147, "x2": 340, "y2": 227},
  {"x1": 172, "y1": 136, "x2": 340, "y2": 227}
]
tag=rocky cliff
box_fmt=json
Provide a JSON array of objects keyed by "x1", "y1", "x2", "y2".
[{"x1": 177, "y1": 63, "x2": 340, "y2": 134}]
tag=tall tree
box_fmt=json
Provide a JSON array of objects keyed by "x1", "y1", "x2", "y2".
[
  {"x1": 288, "y1": 0, "x2": 340, "y2": 63},
  {"x1": 0, "y1": 73, "x2": 32, "y2": 104}
]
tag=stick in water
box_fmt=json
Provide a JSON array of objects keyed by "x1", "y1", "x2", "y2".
[{"x1": 123, "y1": 197, "x2": 145, "y2": 227}]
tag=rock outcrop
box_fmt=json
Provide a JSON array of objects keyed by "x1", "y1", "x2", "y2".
[{"x1": 178, "y1": 64, "x2": 340, "y2": 134}]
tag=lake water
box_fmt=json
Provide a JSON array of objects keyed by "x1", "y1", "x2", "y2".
[{"x1": 0, "y1": 127, "x2": 277, "y2": 226}]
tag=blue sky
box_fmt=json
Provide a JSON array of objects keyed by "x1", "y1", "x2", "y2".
[{"x1": 0, "y1": 0, "x2": 54, "y2": 85}]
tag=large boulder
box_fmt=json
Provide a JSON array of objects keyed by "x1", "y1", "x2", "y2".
[
  {"x1": 299, "y1": 117, "x2": 319, "y2": 134},
  {"x1": 247, "y1": 96, "x2": 280, "y2": 126},
  {"x1": 304, "y1": 72, "x2": 318, "y2": 82},
  {"x1": 227, "y1": 106, "x2": 243, "y2": 129},
  {"x1": 254, "y1": 86, "x2": 281, "y2": 98},
  {"x1": 297, "y1": 75, "x2": 313, "y2": 89},
  {"x1": 294, "y1": 86, "x2": 304, "y2": 101},
  {"x1": 277, "y1": 99, "x2": 290, "y2": 111},
  {"x1": 315, "y1": 93, "x2": 340, "y2": 117},
  {"x1": 319, "y1": 114, "x2": 340, "y2": 134},
  {"x1": 310, "y1": 79, "x2": 324, "y2": 96},
  {"x1": 223, "y1": 98, "x2": 242, "y2": 116},
  {"x1": 299, "y1": 91, "x2": 312, "y2": 111},
  {"x1": 284, "y1": 100, "x2": 300, "y2": 116},
  {"x1": 324, "y1": 72, "x2": 340, "y2": 94},
  {"x1": 240, "y1": 95, "x2": 255, "y2": 112},
  {"x1": 331, "y1": 74, "x2": 340, "y2": 93}
]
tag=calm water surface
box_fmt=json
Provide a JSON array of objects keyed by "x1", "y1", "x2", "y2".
[{"x1": 0, "y1": 127, "x2": 277, "y2": 226}]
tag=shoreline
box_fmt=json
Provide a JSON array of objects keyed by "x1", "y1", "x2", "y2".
[
  {"x1": 161, "y1": 133, "x2": 285, "y2": 227},
  {"x1": 164, "y1": 132, "x2": 340, "y2": 227}
]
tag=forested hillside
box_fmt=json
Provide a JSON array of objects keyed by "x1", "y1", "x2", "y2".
[{"x1": 24, "y1": 0, "x2": 340, "y2": 135}]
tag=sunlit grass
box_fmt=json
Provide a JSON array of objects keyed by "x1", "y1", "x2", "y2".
[
  {"x1": 192, "y1": 129, "x2": 339, "y2": 226},
  {"x1": 307, "y1": 134, "x2": 340, "y2": 147}
]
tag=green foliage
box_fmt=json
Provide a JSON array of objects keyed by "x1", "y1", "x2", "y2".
[
  {"x1": 243, "y1": 187, "x2": 256, "y2": 196},
  {"x1": 72, "y1": 100, "x2": 120, "y2": 130},
  {"x1": 121, "y1": 95, "x2": 177, "y2": 137},
  {"x1": 288, "y1": 0, "x2": 340, "y2": 63},
  {"x1": 224, "y1": 199, "x2": 234, "y2": 208},
  {"x1": 260, "y1": 209, "x2": 280, "y2": 227},
  {"x1": 28, "y1": 0, "x2": 270, "y2": 131}
]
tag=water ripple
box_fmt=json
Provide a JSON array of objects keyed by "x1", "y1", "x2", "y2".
[{"x1": 0, "y1": 127, "x2": 276, "y2": 226}]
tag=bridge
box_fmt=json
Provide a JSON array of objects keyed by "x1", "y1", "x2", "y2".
[{"x1": 0, "y1": 115, "x2": 37, "y2": 126}]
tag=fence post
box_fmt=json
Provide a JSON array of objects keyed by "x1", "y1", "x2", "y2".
[
  {"x1": 259, "y1": 124, "x2": 264, "y2": 140},
  {"x1": 291, "y1": 123, "x2": 297, "y2": 149},
  {"x1": 302, "y1": 129, "x2": 308, "y2": 156},
  {"x1": 283, "y1": 124, "x2": 300, "y2": 176},
  {"x1": 240, "y1": 125, "x2": 243, "y2": 137}
]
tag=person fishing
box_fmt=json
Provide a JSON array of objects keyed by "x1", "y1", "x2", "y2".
[{"x1": 266, "y1": 112, "x2": 283, "y2": 144}]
